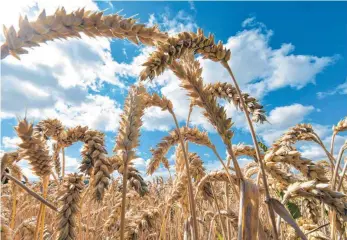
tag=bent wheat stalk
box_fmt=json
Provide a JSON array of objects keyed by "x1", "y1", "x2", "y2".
[
  {"x1": 221, "y1": 62, "x2": 278, "y2": 239},
  {"x1": 1, "y1": 7, "x2": 168, "y2": 60}
]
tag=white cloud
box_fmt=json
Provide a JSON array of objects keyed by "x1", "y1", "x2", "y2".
[
  {"x1": 299, "y1": 134, "x2": 346, "y2": 161},
  {"x1": 256, "y1": 104, "x2": 315, "y2": 145},
  {"x1": 63, "y1": 155, "x2": 81, "y2": 173},
  {"x1": 317, "y1": 78, "x2": 347, "y2": 99},
  {"x1": 0, "y1": 0, "x2": 134, "y2": 133},
  {"x1": 1, "y1": 136, "x2": 21, "y2": 150},
  {"x1": 2, "y1": 94, "x2": 122, "y2": 132},
  {"x1": 132, "y1": 157, "x2": 147, "y2": 170},
  {"x1": 201, "y1": 27, "x2": 334, "y2": 99}
]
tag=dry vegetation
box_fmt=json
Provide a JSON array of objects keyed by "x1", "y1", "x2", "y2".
[{"x1": 1, "y1": 7, "x2": 347, "y2": 240}]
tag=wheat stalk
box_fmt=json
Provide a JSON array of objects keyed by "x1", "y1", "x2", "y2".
[
  {"x1": 331, "y1": 116, "x2": 347, "y2": 154},
  {"x1": 113, "y1": 85, "x2": 146, "y2": 240}
]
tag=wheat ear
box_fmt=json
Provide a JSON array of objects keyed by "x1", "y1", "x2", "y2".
[
  {"x1": 56, "y1": 173, "x2": 84, "y2": 240},
  {"x1": 15, "y1": 119, "x2": 52, "y2": 240},
  {"x1": 113, "y1": 85, "x2": 146, "y2": 240},
  {"x1": 111, "y1": 155, "x2": 149, "y2": 196},
  {"x1": 205, "y1": 82, "x2": 267, "y2": 123},
  {"x1": 264, "y1": 146, "x2": 328, "y2": 182},
  {"x1": 1, "y1": 7, "x2": 168, "y2": 60},
  {"x1": 140, "y1": 29, "x2": 230, "y2": 80},
  {"x1": 276, "y1": 123, "x2": 336, "y2": 167}
]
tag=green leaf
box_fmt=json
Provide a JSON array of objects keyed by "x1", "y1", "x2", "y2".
[
  {"x1": 217, "y1": 232, "x2": 224, "y2": 240},
  {"x1": 286, "y1": 201, "x2": 301, "y2": 219},
  {"x1": 257, "y1": 141, "x2": 268, "y2": 152},
  {"x1": 276, "y1": 191, "x2": 301, "y2": 219}
]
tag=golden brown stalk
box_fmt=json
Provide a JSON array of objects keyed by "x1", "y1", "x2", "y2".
[
  {"x1": 8, "y1": 163, "x2": 22, "y2": 229},
  {"x1": 331, "y1": 116, "x2": 347, "y2": 154},
  {"x1": 238, "y1": 179, "x2": 259, "y2": 239},
  {"x1": 38, "y1": 175, "x2": 49, "y2": 240},
  {"x1": 1, "y1": 7, "x2": 168, "y2": 60},
  {"x1": 331, "y1": 140, "x2": 347, "y2": 189},
  {"x1": 221, "y1": 62, "x2": 278, "y2": 239},
  {"x1": 0, "y1": 224, "x2": 11, "y2": 240},
  {"x1": 205, "y1": 82, "x2": 267, "y2": 123},
  {"x1": 56, "y1": 173, "x2": 84, "y2": 240},
  {"x1": 62, "y1": 148, "x2": 65, "y2": 179},
  {"x1": 2, "y1": 172, "x2": 58, "y2": 211},
  {"x1": 210, "y1": 183, "x2": 227, "y2": 240},
  {"x1": 337, "y1": 156, "x2": 347, "y2": 191},
  {"x1": 113, "y1": 86, "x2": 146, "y2": 240},
  {"x1": 15, "y1": 119, "x2": 52, "y2": 240},
  {"x1": 168, "y1": 111, "x2": 200, "y2": 240}
]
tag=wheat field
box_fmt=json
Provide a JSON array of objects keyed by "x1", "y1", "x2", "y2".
[{"x1": 0, "y1": 7, "x2": 347, "y2": 240}]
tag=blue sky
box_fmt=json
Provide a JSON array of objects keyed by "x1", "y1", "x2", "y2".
[{"x1": 1, "y1": 1, "x2": 346, "y2": 180}]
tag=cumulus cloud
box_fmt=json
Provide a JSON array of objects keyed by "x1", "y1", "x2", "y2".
[
  {"x1": 0, "y1": 0, "x2": 134, "y2": 133},
  {"x1": 256, "y1": 104, "x2": 315, "y2": 145},
  {"x1": 317, "y1": 78, "x2": 347, "y2": 99},
  {"x1": 1, "y1": 136, "x2": 21, "y2": 150},
  {"x1": 299, "y1": 134, "x2": 346, "y2": 161},
  {"x1": 201, "y1": 26, "x2": 335, "y2": 99}
]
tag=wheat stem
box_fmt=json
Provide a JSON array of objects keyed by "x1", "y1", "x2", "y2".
[
  {"x1": 210, "y1": 146, "x2": 239, "y2": 199},
  {"x1": 62, "y1": 148, "x2": 65, "y2": 178},
  {"x1": 337, "y1": 157, "x2": 347, "y2": 191},
  {"x1": 332, "y1": 144, "x2": 346, "y2": 189},
  {"x1": 38, "y1": 175, "x2": 49, "y2": 240},
  {"x1": 222, "y1": 61, "x2": 278, "y2": 240},
  {"x1": 169, "y1": 109, "x2": 199, "y2": 240},
  {"x1": 211, "y1": 183, "x2": 227, "y2": 240},
  {"x1": 3, "y1": 172, "x2": 57, "y2": 211},
  {"x1": 120, "y1": 160, "x2": 129, "y2": 240},
  {"x1": 9, "y1": 184, "x2": 17, "y2": 229},
  {"x1": 330, "y1": 132, "x2": 337, "y2": 155}
]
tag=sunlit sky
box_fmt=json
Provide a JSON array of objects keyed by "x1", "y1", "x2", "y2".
[{"x1": 1, "y1": 1, "x2": 346, "y2": 180}]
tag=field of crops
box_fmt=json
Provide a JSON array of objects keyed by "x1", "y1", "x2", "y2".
[{"x1": 0, "y1": 6, "x2": 346, "y2": 240}]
